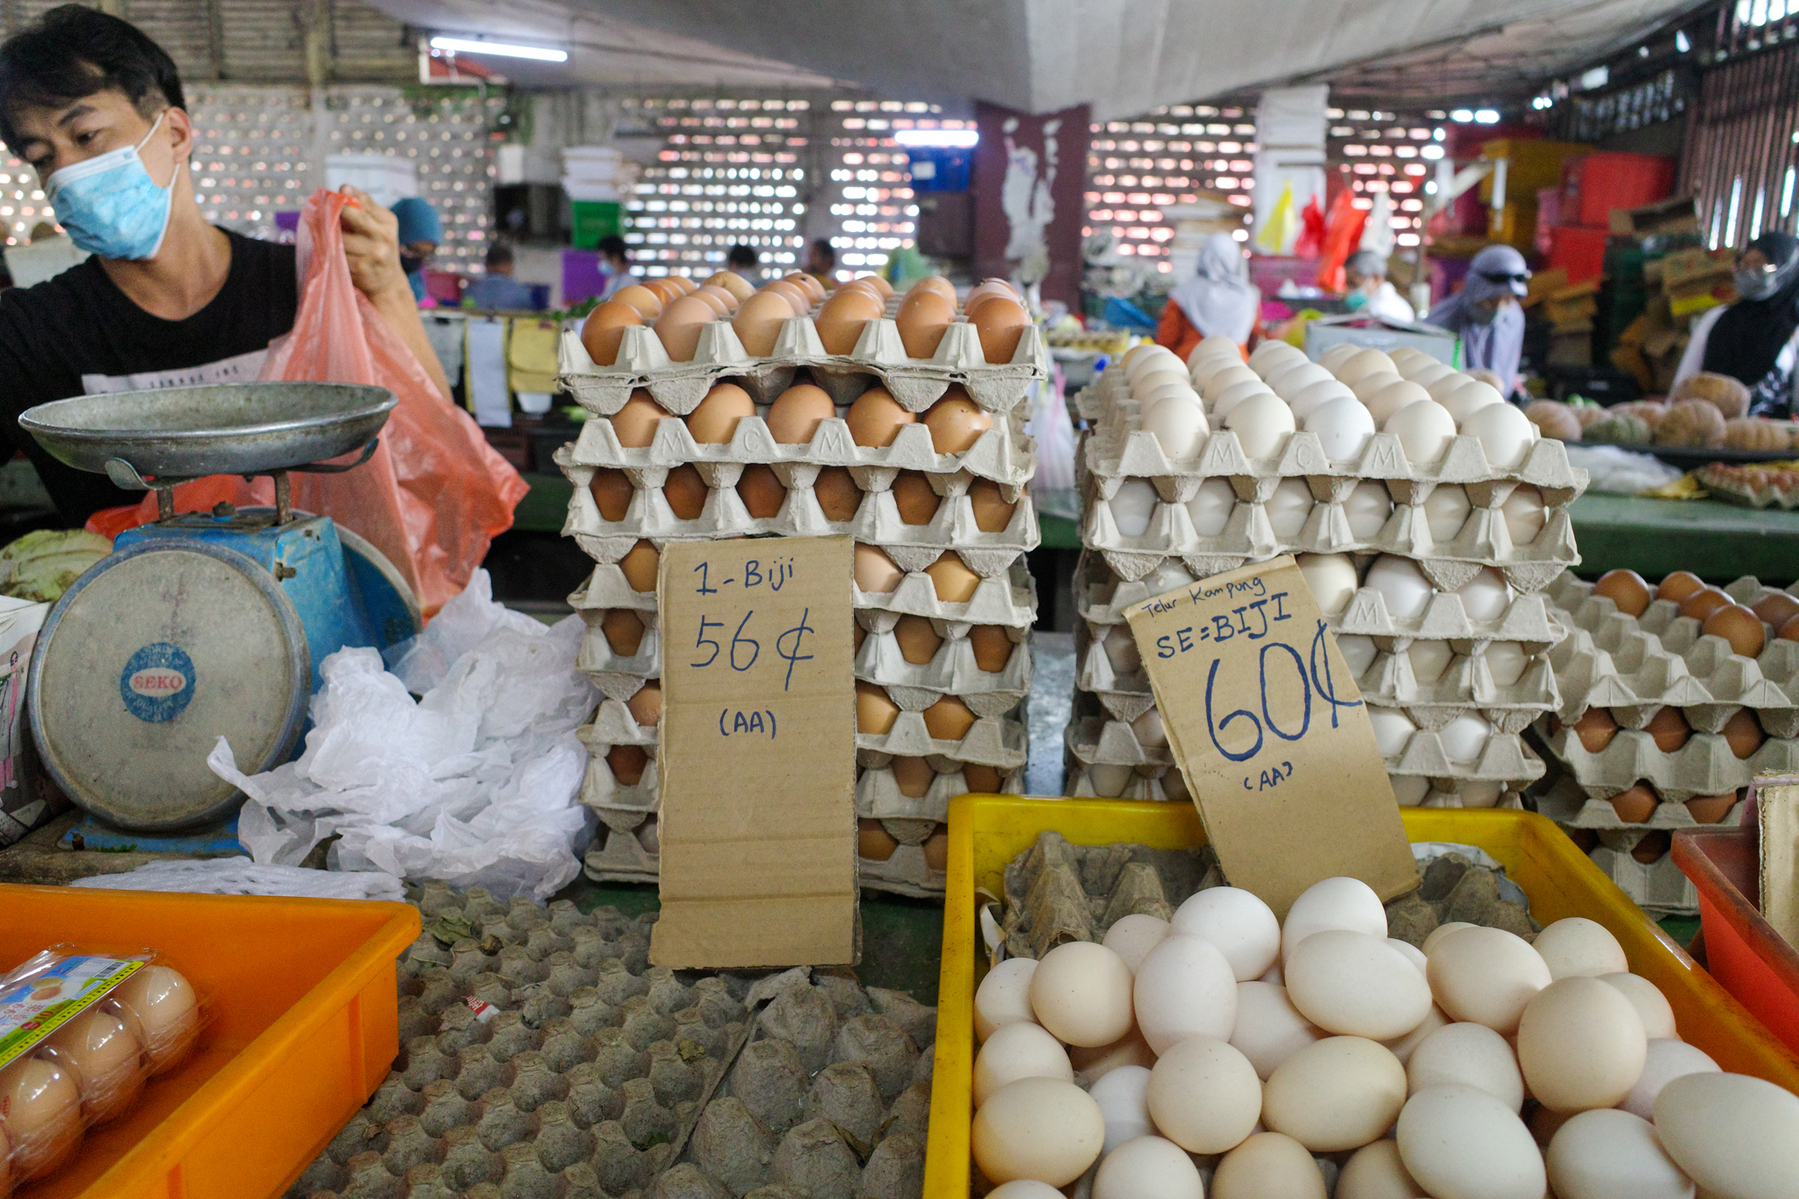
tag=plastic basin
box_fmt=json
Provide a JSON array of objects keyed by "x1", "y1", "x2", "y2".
[
  {"x1": 0, "y1": 884, "x2": 420, "y2": 1199},
  {"x1": 926, "y1": 797, "x2": 1799, "y2": 1197},
  {"x1": 1672, "y1": 826, "x2": 1799, "y2": 1057}
]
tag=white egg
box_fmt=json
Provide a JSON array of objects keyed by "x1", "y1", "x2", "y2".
[
  {"x1": 1482, "y1": 641, "x2": 1528, "y2": 687},
  {"x1": 1269, "y1": 359, "x2": 1333, "y2": 396},
  {"x1": 1249, "y1": 339, "x2": 1304, "y2": 376},
  {"x1": 986, "y1": 1182, "x2": 1067, "y2": 1199},
  {"x1": 1460, "y1": 402, "x2": 1537, "y2": 469},
  {"x1": 1136, "y1": 366, "x2": 1194, "y2": 400},
  {"x1": 1389, "y1": 775, "x2": 1432, "y2": 807},
  {"x1": 1264, "y1": 477, "x2": 1316, "y2": 538},
  {"x1": 1654, "y1": 1072, "x2": 1799, "y2": 1199},
  {"x1": 1336, "y1": 347, "x2": 1397, "y2": 386},
  {"x1": 1365, "y1": 555, "x2": 1434, "y2": 620},
  {"x1": 1335, "y1": 634, "x2": 1378, "y2": 678},
  {"x1": 1517, "y1": 977, "x2": 1649, "y2": 1113},
  {"x1": 1171, "y1": 886, "x2": 1282, "y2": 981},
  {"x1": 1224, "y1": 393, "x2": 1297, "y2": 459},
  {"x1": 1193, "y1": 333, "x2": 1244, "y2": 365},
  {"x1": 1407, "y1": 639, "x2": 1454, "y2": 684},
  {"x1": 1145, "y1": 560, "x2": 1197, "y2": 591},
  {"x1": 1191, "y1": 352, "x2": 1247, "y2": 391},
  {"x1": 1455, "y1": 567, "x2": 1513, "y2": 621},
  {"x1": 1383, "y1": 1003, "x2": 1451, "y2": 1065},
  {"x1": 1073, "y1": 1033, "x2": 1157, "y2": 1087},
  {"x1": 1547, "y1": 1109, "x2": 1695, "y2": 1199},
  {"x1": 1383, "y1": 400, "x2": 1459, "y2": 466},
  {"x1": 1285, "y1": 931, "x2": 1434, "y2": 1040},
  {"x1": 1133, "y1": 935, "x2": 1238, "y2": 1053},
  {"x1": 1534, "y1": 918, "x2": 1629, "y2": 980},
  {"x1": 1352, "y1": 371, "x2": 1405, "y2": 405},
  {"x1": 1263, "y1": 1036, "x2": 1409, "y2": 1152},
  {"x1": 1437, "y1": 713, "x2": 1492, "y2": 763},
  {"x1": 1232, "y1": 982, "x2": 1326, "y2": 1079},
  {"x1": 976, "y1": 957, "x2": 1039, "y2": 1041},
  {"x1": 1146, "y1": 1036, "x2": 1263, "y2": 1154},
  {"x1": 1424, "y1": 371, "x2": 1471, "y2": 401},
  {"x1": 1281, "y1": 876, "x2": 1388, "y2": 961},
  {"x1": 1422, "y1": 922, "x2": 1477, "y2": 955},
  {"x1": 1137, "y1": 378, "x2": 1203, "y2": 409},
  {"x1": 1458, "y1": 780, "x2": 1506, "y2": 808},
  {"x1": 1088, "y1": 763, "x2": 1136, "y2": 797},
  {"x1": 1130, "y1": 707, "x2": 1168, "y2": 749},
  {"x1": 1304, "y1": 396, "x2": 1377, "y2": 461},
  {"x1": 1365, "y1": 379, "x2": 1432, "y2": 423},
  {"x1": 1142, "y1": 395, "x2": 1210, "y2": 459},
  {"x1": 1343, "y1": 480, "x2": 1393, "y2": 539},
  {"x1": 1201, "y1": 363, "x2": 1261, "y2": 402},
  {"x1": 1126, "y1": 345, "x2": 1182, "y2": 382},
  {"x1": 1319, "y1": 342, "x2": 1361, "y2": 372},
  {"x1": 1397, "y1": 1085, "x2": 1546, "y2": 1199},
  {"x1": 1619, "y1": 1038, "x2": 1717, "y2": 1119},
  {"x1": 1110, "y1": 479, "x2": 1160, "y2": 537},
  {"x1": 1426, "y1": 927, "x2": 1552, "y2": 1035},
  {"x1": 1500, "y1": 485, "x2": 1546, "y2": 546},
  {"x1": 1421, "y1": 485, "x2": 1471, "y2": 543},
  {"x1": 1338, "y1": 1139, "x2": 1428, "y2": 1199},
  {"x1": 1404, "y1": 360, "x2": 1456, "y2": 389},
  {"x1": 1289, "y1": 379, "x2": 1357, "y2": 421},
  {"x1": 973, "y1": 1078, "x2": 1106, "y2": 1187},
  {"x1": 1104, "y1": 624, "x2": 1142, "y2": 673},
  {"x1": 1214, "y1": 1132, "x2": 1329, "y2": 1199},
  {"x1": 1094, "y1": 1135, "x2": 1207, "y2": 1199},
  {"x1": 1187, "y1": 477, "x2": 1237, "y2": 536},
  {"x1": 1438, "y1": 378, "x2": 1505, "y2": 424},
  {"x1": 1030, "y1": 941, "x2": 1136, "y2": 1048},
  {"x1": 1405, "y1": 1021, "x2": 1525, "y2": 1110},
  {"x1": 1387, "y1": 939, "x2": 1429, "y2": 973},
  {"x1": 1368, "y1": 708, "x2": 1417, "y2": 756},
  {"x1": 1089, "y1": 1063, "x2": 1155, "y2": 1153},
  {"x1": 1104, "y1": 913, "x2": 1172, "y2": 973},
  {"x1": 1213, "y1": 379, "x2": 1277, "y2": 421},
  {"x1": 1598, "y1": 974, "x2": 1677, "y2": 1043},
  {"x1": 974, "y1": 1020, "x2": 1075, "y2": 1107},
  {"x1": 1296, "y1": 552, "x2": 1359, "y2": 616}
]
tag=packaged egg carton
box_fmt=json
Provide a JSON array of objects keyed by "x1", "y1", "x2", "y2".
[
  {"x1": 853, "y1": 554, "x2": 1038, "y2": 630},
  {"x1": 1531, "y1": 716, "x2": 1799, "y2": 802},
  {"x1": 557, "y1": 314, "x2": 1047, "y2": 417},
  {"x1": 856, "y1": 620, "x2": 1033, "y2": 712},
  {"x1": 855, "y1": 759, "x2": 1024, "y2": 826},
  {"x1": 1587, "y1": 837, "x2": 1697, "y2": 916},
  {"x1": 1546, "y1": 572, "x2": 1799, "y2": 732},
  {"x1": 1533, "y1": 774, "x2": 1745, "y2": 830},
  {"x1": 555, "y1": 396, "x2": 1037, "y2": 491},
  {"x1": 560, "y1": 455, "x2": 1040, "y2": 569},
  {"x1": 582, "y1": 816, "x2": 661, "y2": 885}
]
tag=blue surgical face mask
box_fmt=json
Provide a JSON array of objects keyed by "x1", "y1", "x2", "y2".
[
  {"x1": 43, "y1": 111, "x2": 176, "y2": 260},
  {"x1": 1344, "y1": 289, "x2": 1369, "y2": 312}
]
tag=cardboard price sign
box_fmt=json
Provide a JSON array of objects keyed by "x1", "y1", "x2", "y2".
[
  {"x1": 651, "y1": 535, "x2": 857, "y2": 969},
  {"x1": 1124, "y1": 555, "x2": 1416, "y2": 916}
]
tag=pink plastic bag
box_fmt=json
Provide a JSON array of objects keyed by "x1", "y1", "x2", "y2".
[{"x1": 90, "y1": 190, "x2": 527, "y2": 614}]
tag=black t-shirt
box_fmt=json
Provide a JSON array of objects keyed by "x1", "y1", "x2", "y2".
[{"x1": 0, "y1": 231, "x2": 298, "y2": 523}]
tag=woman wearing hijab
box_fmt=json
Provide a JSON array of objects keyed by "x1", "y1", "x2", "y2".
[
  {"x1": 1157, "y1": 232, "x2": 1261, "y2": 361},
  {"x1": 1426, "y1": 244, "x2": 1530, "y2": 398},
  {"x1": 1673, "y1": 232, "x2": 1799, "y2": 416},
  {"x1": 389, "y1": 197, "x2": 441, "y2": 304}
]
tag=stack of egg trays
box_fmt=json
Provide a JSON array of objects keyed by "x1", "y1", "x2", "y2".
[
  {"x1": 559, "y1": 313, "x2": 1045, "y2": 897},
  {"x1": 1535, "y1": 571, "x2": 1799, "y2": 910}
]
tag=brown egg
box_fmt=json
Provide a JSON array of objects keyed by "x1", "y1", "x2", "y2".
[
  {"x1": 736, "y1": 464, "x2": 788, "y2": 518},
  {"x1": 925, "y1": 552, "x2": 981, "y2": 602},
  {"x1": 611, "y1": 390, "x2": 673, "y2": 448},
  {"x1": 893, "y1": 471, "x2": 942, "y2": 525},
  {"x1": 853, "y1": 544, "x2": 904, "y2": 593},
  {"x1": 1632, "y1": 830, "x2": 1671, "y2": 863},
  {"x1": 853, "y1": 622, "x2": 866, "y2": 653},
  {"x1": 637, "y1": 816, "x2": 660, "y2": 854},
  {"x1": 969, "y1": 625, "x2": 1014, "y2": 672},
  {"x1": 589, "y1": 468, "x2": 634, "y2": 521},
  {"x1": 626, "y1": 681, "x2": 661, "y2": 728},
  {"x1": 611, "y1": 284, "x2": 664, "y2": 320},
  {"x1": 922, "y1": 695, "x2": 976, "y2": 741},
  {"x1": 1752, "y1": 590, "x2": 1799, "y2": 630},
  {"x1": 607, "y1": 744, "x2": 648, "y2": 786},
  {"x1": 858, "y1": 818, "x2": 899, "y2": 861},
  {"x1": 894, "y1": 615, "x2": 943, "y2": 664},
  {"x1": 579, "y1": 300, "x2": 643, "y2": 367},
  {"x1": 704, "y1": 271, "x2": 755, "y2": 303},
  {"x1": 652, "y1": 295, "x2": 717, "y2": 362},
  {"x1": 643, "y1": 278, "x2": 684, "y2": 306},
  {"x1": 856, "y1": 682, "x2": 900, "y2": 734},
  {"x1": 686, "y1": 383, "x2": 757, "y2": 444},
  {"x1": 922, "y1": 827, "x2": 951, "y2": 871},
  {"x1": 814, "y1": 467, "x2": 862, "y2": 521},
  {"x1": 660, "y1": 464, "x2": 708, "y2": 521},
  {"x1": 963, "y1": 764, "x2": 1005, "y2": 792},
  {"x1": 845, "y1": 386, "x2": 917, "y2": 448},
  {"x1": 1721, "y1": 708, "x2": 1765, "y2": 759},
  {"x1": 1592, "y1": 569, "x2": 1652, "y2": 617},
  {"x1": 664, "y1": 274, "x2": 696, "y2": 295},
  {"x1": 764, "y1": 280, "x2": 812, "y2": 316},
  {"x1": 1784, "y1": 614, "x2": 1799, "y2": 643},
  {"x1": 972, "y1": 296, "x2": 1030, "y2": 364},
  {"x1": 784, "y1": 271, "x2": 827, "y2": 303},
  {"x1": 856, "y1": 273, "x2": 895, "y2": 298},
  {"x1": 601, "y1": 609, "x2": 645, "y2": 656},
  {"x1": 965, "y1": 278, "x2": 1018, "y2": 311},
  {"x1": 48, "y1": 1006, "x2": 143, "y2": 1123},
  {"x1": 1645, "y1": 705, "x2": 1691, "y2": 752},
  {"x1": 1687, "y1": 793, "x2": 1739, "y2": 823},
  {"x1": 1607, "y1": 783, "x2": 1659, "y2": 824},
  {"x1": 1704, "y1": 603, "x2": 1766, "y2": 658},
  {"x1": 815, "y1": 287, "x2": 885, "y2": 355},
  {"x1": 619, "y1": 541, "x2": 661, "y2": 592},
  {"x1": 907, "y1": 276, "x2": 957, "y2": 305},
  {"x1": 0, "y1": 1054, "x2": 80, "y2": 1179},
  {"x1": 696, "y1": 284, "x2": 738, "y2": 314},
  {"x1": 1571, "y1": 708, "x2": 1618, "y2": 753},
  {"x1": 892, "y1": 756, "x2": 936, "y2": 798},
  {"x1": 1678, "y1": 586, "x2": 1733, "y2": 623},
  {"x1": 896, "y1": 288, "x2": 956, "y2": 359},
  {"x1": 732, "y1": 290, "x2": 796, "y2": 357},
  {"x1": 922, "y1": 388, "x2": 994, "y2": 453},
  {"x1": 766, "y1": 383, "x2": 837, "y2": 445},
  {"x1": 1656, "y1": 570, "x2": 1706, "y2": 603},
  {"x1": 838, "y1": 278, "x2": 885, "y2": 306},
  {"x1": 969, "y1": 478, "x2": 1017, "y2": 532},
  {"x1": 1565, "y1": 826, "x2": 1600, "y2": 855}
]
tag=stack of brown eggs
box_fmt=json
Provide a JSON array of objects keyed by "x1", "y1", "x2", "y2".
[{"x1": 555, "y1": 271, "x2": 1046, "y2": 894}]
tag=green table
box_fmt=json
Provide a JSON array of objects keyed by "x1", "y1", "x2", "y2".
[{"x1": 1568, "y1": 493, "x2": 1799, "y2": 585}]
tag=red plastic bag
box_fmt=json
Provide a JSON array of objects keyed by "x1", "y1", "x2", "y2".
[
  {"x1": 1292, "y1": 193, "x2": 1327, "y2": 260},
  {"x1": 89, "y1": 190, "x2": 527, "y2": 615},
  {"x1": 1313, "y1": 186, "x2": 1368, "y2": 294}
]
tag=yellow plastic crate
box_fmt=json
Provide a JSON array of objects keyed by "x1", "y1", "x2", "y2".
[{"x1": 924, "y1": 797, "x2": 1799, "y2": 1197}]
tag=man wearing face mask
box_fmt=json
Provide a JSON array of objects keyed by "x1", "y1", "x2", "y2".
[
  {"x1": 1342, "y1": 249, "x2": 1415, "y2": 323},
  {"x1": 1673, "y1": 232, "x2": 1799, "y2": 417},
  {"x1": 1425, "y1": 244, "x2": 1530, "y2": 399},
  {"x1": 0, "y1": 6, "x2": 453, "y2": 525}
]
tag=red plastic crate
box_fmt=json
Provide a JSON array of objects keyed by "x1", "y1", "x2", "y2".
[
  {"x1": 1672, "y1": 826, "x2": 1799, "y2": 1059},
  {"x1": 1567, "y1": 152, "x2": 1676, "y2": 229},
  {"x1": 1548, "y1": 225, "x2": 1610, "y2": 284}
]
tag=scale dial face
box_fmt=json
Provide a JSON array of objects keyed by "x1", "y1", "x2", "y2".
[{"x1": 31, "y1": 542, "x2": 308, "y2": 831}]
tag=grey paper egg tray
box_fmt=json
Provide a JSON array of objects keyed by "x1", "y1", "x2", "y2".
[
  {"x1": 1532, "y1": 720, "x2": 1798, "y2": 803},
  {"x1": 856, "y1": 759, "x2": 1025, "y2": 827},
  {"x1": 1587, "y1": 842, "x2": 1697, "y2": 916},
  {"x1": 287, "y1": 884, "x2": 937, "y2": 1199},
  {"x1": 856, "y1": 623, "x2": 1032, "y2": 713},
  {"x1": 558, "y1": 316, "x2": 1046, "y2": 417},
  {"x1": 1533, "y1": 773, "x2": 1746, "y2": 831}
]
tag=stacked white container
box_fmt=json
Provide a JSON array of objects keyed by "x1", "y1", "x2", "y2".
[
  {"x1": 555, "y1": 276, "x2": 1045, "y2": 896},
  {"x1": 1068, "y1": 335, "x2": 1588, "y2": 810}
]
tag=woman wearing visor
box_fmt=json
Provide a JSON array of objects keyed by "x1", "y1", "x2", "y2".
[
  {"x1": 1673, "y1": 232, "x2": 1799, "y2": 417},
  {"x1": 1426, "y1": 244, "x2": 1530, "y2": 399}
]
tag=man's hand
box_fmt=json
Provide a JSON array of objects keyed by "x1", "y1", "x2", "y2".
[{"x1": 338, "y1": 185, "x2": 411, "y2": 303}]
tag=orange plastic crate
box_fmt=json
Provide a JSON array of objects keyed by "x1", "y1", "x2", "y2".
[
  {"x1": 926, "y1": 798, "x2": 1799, "y2": 1197},
  {"x1": 0, "y1": 883, "x2": 419, "y2": 1199},
  {"x1": 1672, "y1": 827, "x2": 1799, "y2": 1057}
]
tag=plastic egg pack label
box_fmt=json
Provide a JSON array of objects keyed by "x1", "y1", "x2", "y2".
[
  {"x1": 0, "y1": 952, "x2": 145, "y2": 1068},
  {"x1": 558, "y1": 316, "x2": 1047, "y2": 418}
]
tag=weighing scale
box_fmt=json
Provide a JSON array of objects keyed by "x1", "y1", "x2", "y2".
[{"x1": 17, "y1": 382, "x2": 423, "y2": 839}]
